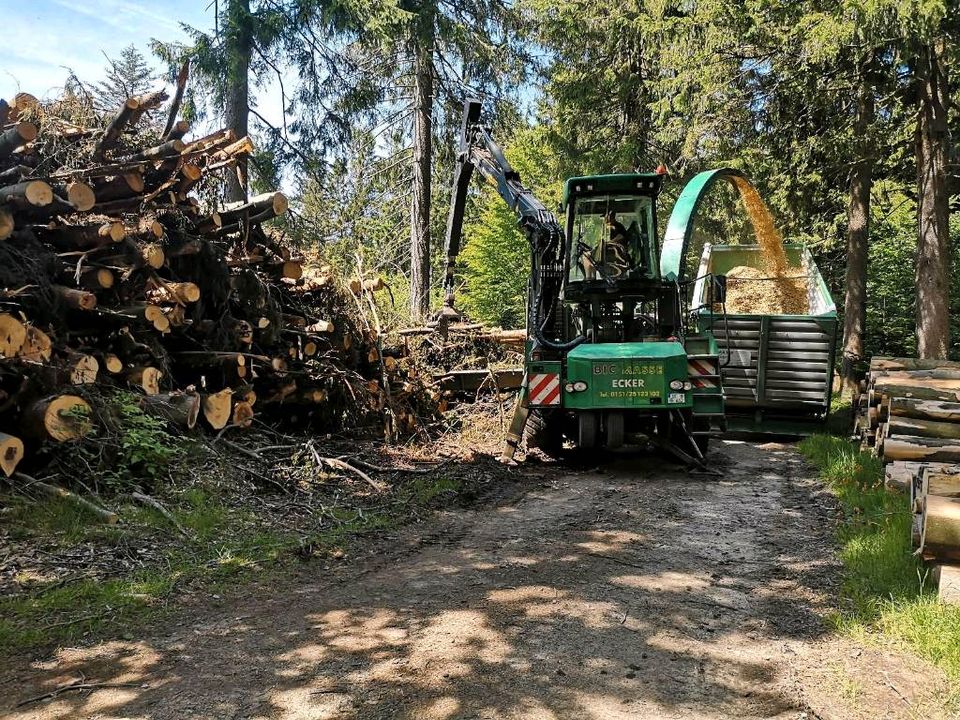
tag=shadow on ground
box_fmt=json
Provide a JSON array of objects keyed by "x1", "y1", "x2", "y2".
[{"x1": 2, "y1": 441, "x2": 848, "y2": 719}]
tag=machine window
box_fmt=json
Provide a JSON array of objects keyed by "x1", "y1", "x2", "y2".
[{"x1": 570, "y1": 195, "x2": 655, "y2": 282}]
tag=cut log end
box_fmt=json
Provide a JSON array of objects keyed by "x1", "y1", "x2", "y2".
[
  {"x1": 18, "y1": 326, "x2": 52, "y2": 361},
  {"x1": 0, "y1": 433, "x2": 24, "y2": 477},
  {"x1": 202, "y1": 389, "x2": 233, "y2": 430},
  {"x1": 128, "y1": 366, "x2": 163, "y2": 395},
  {"x1": 232, "y1": 400, "x2": 254, "y2": 428},
  {"x1": 0, "y1": 208, "x2": 13, "y2": 240},
  {"x1": 66, "y1": 181, "x2": 96, "y2": 212},
  {"x1": 25, "y1": 395, "x2": 93, "y2": 442},
  {"x1": 0, "y1": 313, "x2": 27, "y2": 357}
]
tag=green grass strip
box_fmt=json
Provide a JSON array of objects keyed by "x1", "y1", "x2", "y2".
[{"x1": 799, "y1": 434, "x2": 960, "y2": 682}]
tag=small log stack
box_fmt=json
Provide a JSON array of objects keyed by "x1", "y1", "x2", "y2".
[
  {"x1": 856, "y1": 356, "x2": 960, "y2": 603},
  {"x1": 0, "y1": 85, "x2": 441, "y2": 479}
]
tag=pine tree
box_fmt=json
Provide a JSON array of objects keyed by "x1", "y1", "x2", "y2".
[{"x1": 95, "y1": 45, "x2": 156, "y2": 109}]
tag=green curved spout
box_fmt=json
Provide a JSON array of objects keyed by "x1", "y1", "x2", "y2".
[{"x1": 659, "y1": 167, "x2": 747, "y2": 282}]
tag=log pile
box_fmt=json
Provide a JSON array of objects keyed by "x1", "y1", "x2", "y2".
[
  {"x1": 0, "y1": 87, "x2": 440, "y2": 479},
  {"x1": 855, "y1": 356, "x2": 960, "y2": 602}
]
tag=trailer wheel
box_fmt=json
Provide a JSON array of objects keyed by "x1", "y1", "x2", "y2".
[
  {"x1": 523, "y1": 409, "x2": 563, "y2": 457},
  {"x1": 578, "y1": 412, "x2": 598, "y2": 449},
  {"x1": 605, "y1": 412, "x2": 625, "y2": 449}
]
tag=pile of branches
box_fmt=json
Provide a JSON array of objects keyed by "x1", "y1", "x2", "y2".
[{"x1": 0, "y1": 87, "x2": 441, "y2": 480}]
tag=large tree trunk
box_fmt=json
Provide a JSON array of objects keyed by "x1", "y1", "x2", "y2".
[
  {"x1": 224, "y1": 0, "x2": 252, "y2": 203},
  {"x1": 409, "y1": 9, "x2": 435, "y2": 322},
  {"x1": 841, "y1": 65, "x2": 875, "y2": 395},
  {"x1": 915, "y1": 39, "x2": 951, "y2": 359}
]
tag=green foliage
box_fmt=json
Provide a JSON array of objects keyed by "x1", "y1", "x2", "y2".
[
  {"x1": 94, "y1": 45, "x2": 156, "y2": 109},
  {"x1": 114, "y1": 395, "x2": 183, "y2": 483},
  {"x1": 799, "y1": 435, "x2": 960, "y2": 683}
]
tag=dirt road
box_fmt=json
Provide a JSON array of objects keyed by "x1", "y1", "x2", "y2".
[{"x1": 1, "y1": 441, "x2": 951, "y2": 719}]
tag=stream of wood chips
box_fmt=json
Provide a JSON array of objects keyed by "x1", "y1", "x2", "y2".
[{"x1": 724, "y1": 177, "x2": 809, "y2": 315}]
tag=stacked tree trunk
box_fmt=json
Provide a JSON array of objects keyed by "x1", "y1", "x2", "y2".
[
  {"x1": 856, "y1": 356, "x2": 960, "y2": 602},
  {"x1": 0, "y1": 88, "x2": 440, "y2": 479}
]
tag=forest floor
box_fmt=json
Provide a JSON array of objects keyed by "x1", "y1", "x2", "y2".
[{"x1": 1, "y1": 436, "x2": 956, "y2": 719}]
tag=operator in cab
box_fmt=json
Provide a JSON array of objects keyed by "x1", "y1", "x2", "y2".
[{"x1": 599, "y1": 211, "x2": 631, "y2": 277}]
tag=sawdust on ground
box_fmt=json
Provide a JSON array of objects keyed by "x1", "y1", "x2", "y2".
[{"x1": 723, "y1": 177, "x2": 809, "y2": 315}]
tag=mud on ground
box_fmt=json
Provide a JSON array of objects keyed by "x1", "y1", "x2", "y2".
[{"x1": 1, "y1": 440, "x2": 953, "y2": 719}]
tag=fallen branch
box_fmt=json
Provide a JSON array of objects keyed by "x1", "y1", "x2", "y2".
[
  {"x1": 14, "y1": 472, "x2": 118, "y2": 523},
  {"x1": 128, "y1": 491, "x2": 192, "y2": 539},
  {"x1": 16, "y1": 680, "x2": 143, "y2": 708},
  {"x1": 307, "y1": 443, "x2": 386, "y2": 492}
]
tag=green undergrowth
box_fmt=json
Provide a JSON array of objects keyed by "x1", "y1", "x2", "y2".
[
  {"x1": 799, "y1": 434, "x2": 960, "y2": 688},
  {"x1": 0, "y1": 472, "x2": 464, "y2": 655}
]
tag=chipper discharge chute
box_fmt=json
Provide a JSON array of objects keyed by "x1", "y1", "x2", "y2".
[
  {"x1": 439, "y1": 99, "x2": 727, "y2": 463},
  {"x1": 663, "y1": 168, "x2": 838, "y2": 434}
]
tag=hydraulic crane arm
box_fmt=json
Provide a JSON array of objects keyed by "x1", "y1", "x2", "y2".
[{"x1": 441, "y1": 98, "x2": 585, "y2": 351}]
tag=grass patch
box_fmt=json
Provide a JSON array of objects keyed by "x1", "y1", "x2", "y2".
[
  {"x1": 799, "y1": 434, "x2": 960, "y2": 685},
  {"x1": 0, "y1": 470, "x2": 468, "y2": 655}
]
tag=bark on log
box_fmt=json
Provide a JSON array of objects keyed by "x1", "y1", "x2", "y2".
[
  {"x1": 873, "y1": 380, "x2": 960, "y2": 403},
  {"x1": 870, "y1": 357, "x2": 960, "y2": 373},
  {"x1": 201, "y1": 388, "x2": 233, "y2": 429},
  {"x1": 886, "y1": 416, "x2": 960, "y2": 440},
  {"x1": 888, "y1": 397, "x2": 960, "y2": 423},
  {"x1": 94, "y1": 98, "x2": 140, "y2": 158},
  {"x1": 162, "y1": 62, "x2": 190, "y2": 139},
  {"x1": 92, "y1": 172, "x2": 144, "y2": 202},
  {"x1": 41, "y1": 221, "x2": 125, "y2": 250},
  {"x1": 883, "y1": 436, "x2": 960, "y2": 463},
  {"x1": 871, "y1": 369, "x2": 960, "y2": 382},
  {"x1": 0, "y1": 122, "x2": 37, "y2": 159},
  {"x1": 72, "y1": 266, "x2": 115, "y2": 290},
  {"x1": 0, "y1": 180, "x2": 53, "y2": 208},
  {"x1": 119, "y1": 139, "x2": 185, "y2": 163},
  {"x1": 141, "y1": 390, "x2": 200, "y2": 429},
  {"x1": 219, "y1": 191, "x2": 288, "y2": 223},
  {"x1": 921, "y1": 495, "x2": 960, "y2": 561},
  {"x1": 53, "y1": 285, "x2": 97, "y2": 311},
  {"x1": 0, "y1": 313, "x2": 27, "y2": 357},
  {"x1": 22, "y1": 395, "x2": 92, "y2": 441},
  {"x1": 0, "y1": 433, "x2": 24, "y2": 477}
]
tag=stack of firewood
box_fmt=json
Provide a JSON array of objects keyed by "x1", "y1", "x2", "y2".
[
  {"x1": 0, "y1": 87, "x2": 441, "y2": 480},
  {"x1": 855, "y1": 356, "x2": 960, "y2": 602}
]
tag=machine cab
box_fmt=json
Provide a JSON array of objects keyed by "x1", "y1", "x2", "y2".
[{"x1": 564, "y1": 174, "x2": 664, "y2": 287}]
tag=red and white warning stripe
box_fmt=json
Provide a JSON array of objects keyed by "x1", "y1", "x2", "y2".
[
  {"x1": 687, "y1": 359, "x2": 718, "y2": 389},
  {"x1": 528, "y1": 373, "x2": 561, "y2": 406}
]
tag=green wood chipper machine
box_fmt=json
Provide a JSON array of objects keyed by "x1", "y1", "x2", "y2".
[{"x1": 439, "y1": 99, "x2": 837, "y2": 462}]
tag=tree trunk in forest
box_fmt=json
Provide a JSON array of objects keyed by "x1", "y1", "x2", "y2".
[
  {"x1": 409, "y1": 9, "x2": 435, "y2": 322},
  {"x1": 915, "y1": 39, "x2": 951, "y2": 360},
  {"x1": 224, "y1": 0, "x2": 252, "y2": 203},
  {"x1": 841, "y1": 66, "x2": 875, "y2": 395}
]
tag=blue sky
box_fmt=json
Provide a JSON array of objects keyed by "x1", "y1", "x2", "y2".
[{"x1": 1, "y1": 1, "x2": 211, "y2": 99}]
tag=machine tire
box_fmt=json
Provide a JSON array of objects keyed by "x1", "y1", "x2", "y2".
[
  {"x1": 578, "y1": 412, "x2": 598, "y2": 449},
  {"x1": 605, "y1": 412, "x2": 625, "y2": 449},
  {"x1": 523, "y1": 409, "x2": 564, "y2": 457}
]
